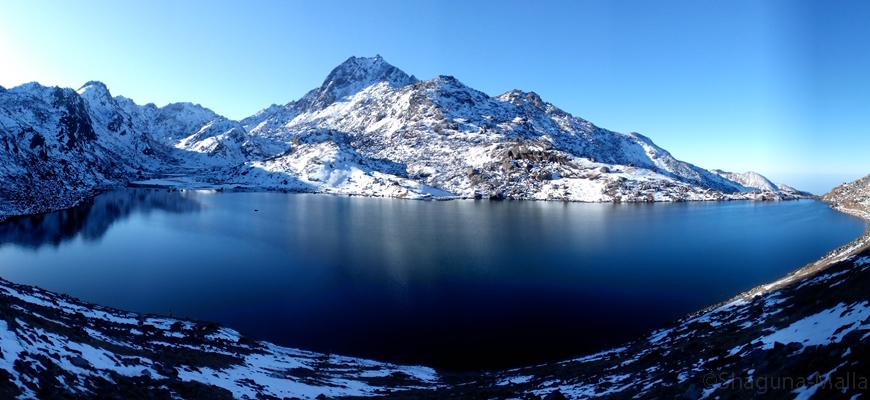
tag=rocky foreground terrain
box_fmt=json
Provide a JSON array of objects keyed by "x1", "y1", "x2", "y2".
[
  {"x1": 0, "y1": 175, "x2": 866, "y2": 399},
  {"x1": 0, "y1": 278, "x2": 438, "y2": 399}
]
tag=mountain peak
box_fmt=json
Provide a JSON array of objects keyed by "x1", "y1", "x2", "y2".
[
  {"x1": 496, "y1": 89, "x2": 548, "y2": 110},
  {"x1": 77, "y1": 81, "x2": 113, "y2": 99},
  {"x1": 79, "y1": 80, "x2": 108, "y2": 90},
  {"x1": 322, "y1": 55, "x2": 417, "y2": 90},
  {"x1": 295, "y1": 55, "x2": 417, "y2": 112}
]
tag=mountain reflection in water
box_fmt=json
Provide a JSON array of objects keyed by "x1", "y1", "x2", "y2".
[{"x1": 0, "y1": 189, "x2": 202, "y2": 249}]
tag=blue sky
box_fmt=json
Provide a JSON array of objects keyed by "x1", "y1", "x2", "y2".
[{"x1": 1, "y1": 0, "x2": 868, "y2": 194}]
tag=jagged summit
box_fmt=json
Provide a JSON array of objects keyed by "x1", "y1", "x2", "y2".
[
  {"x1": 159, "y1": 101, "x2": 216, "y2": 115},
  {"x1": 496, "y1": 89, "x2": 551, "y2": 110},
  {"x1": 9, "y1": 81, "x2": 51, "y2": 94},
  {"x1": 292, "y1": 55, "x2": 418, "y2": 113},
  {"x1": 78, "y1": 80, "x2": 109, "y2": 92},
  {"x1": 323, "y1": 55, "x2": 417, "y2": 88},
  {"x1": 77, "y1": 81, "x2": 116, "y2": 108}
]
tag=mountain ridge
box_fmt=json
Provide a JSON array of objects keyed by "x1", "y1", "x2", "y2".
[
  {"x1": 1, "y1": 56, "x2": 807, "y2": 219},
  {"x1": 227, "y1": 56, "x2": 800, "y2": 201}
]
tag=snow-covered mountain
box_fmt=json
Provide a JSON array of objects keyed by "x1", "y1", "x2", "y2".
[
  {"x1": 223, "y1": 55, "x2": 802, "y2": 202},
  {"x1": 0, "y1": 82, "x2": 132, "y2": 216},
  {"x1": 0, "y1": 81, "x2": 261, "y2": 217},
  {"x1": 708, "y1": 168, "x2": 810, "y2": 195},
  {"x1": 0, "y1": 55, "x2": 807, "y2": 219},
  {"x1": 710, "y1": 169, "x2": 778, "y2": 191}
]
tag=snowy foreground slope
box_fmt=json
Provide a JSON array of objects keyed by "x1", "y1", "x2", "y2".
[
  {"x1": 1, "y1": 56, "x2": 807, "y2": 220},
  {"x1": 0, "y1": 179, "x2": 867, "y2": 399},
  {"x1": 0, "y1": 278, "x2": 438, "y2": 399}
]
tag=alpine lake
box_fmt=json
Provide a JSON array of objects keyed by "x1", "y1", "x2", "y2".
[{"x1": 0, "y1": 189, "x2": 866, "y2": 371}]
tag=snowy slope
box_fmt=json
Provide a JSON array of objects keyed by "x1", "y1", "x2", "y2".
[
  {"x1": 76, "y1": 81, "x2": 168, "y2": 168},
  {"x1": 112, "y1": 95, "x2": 257, "y2": 165}
]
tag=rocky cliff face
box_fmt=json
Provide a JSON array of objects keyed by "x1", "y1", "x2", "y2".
[{"x1": 0, "y1": 83, "x2": 121, "y2": 216}]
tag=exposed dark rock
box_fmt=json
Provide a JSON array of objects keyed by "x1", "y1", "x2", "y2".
[
  {"x1": 542, "y1": 389, "x2": 567, "y2": 400},
  {"x1": 69, "y1": 356, "x2": 91, "y2": 369}
]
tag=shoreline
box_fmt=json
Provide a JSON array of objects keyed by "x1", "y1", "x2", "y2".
[
  {"x1": 446, "y1": 193, "x2": 870, "y2": 399},
  {"x1": 688, "y1": 199, "x2": 870, "y2": 318},
  {"x1": 2, "y1": 180, "x2": 814, "y2": 223}
]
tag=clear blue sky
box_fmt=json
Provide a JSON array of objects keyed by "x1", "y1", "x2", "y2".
[{"x1": 1, "y1": 0, "x2": 869, "y2": 194}]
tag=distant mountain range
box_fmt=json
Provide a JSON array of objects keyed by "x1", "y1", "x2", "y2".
[{"x1": 0, "y1": 55, "x2": 808, "y2": 217}]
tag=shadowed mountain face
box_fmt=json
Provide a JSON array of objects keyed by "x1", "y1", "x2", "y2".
[{"x1": 0, "y1": 189, "x2": 201, "y2": 249}]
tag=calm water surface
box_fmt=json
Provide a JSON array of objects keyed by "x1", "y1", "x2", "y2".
[{"x1": 0, "y1": 189, "x2": 866, "y2": 370}]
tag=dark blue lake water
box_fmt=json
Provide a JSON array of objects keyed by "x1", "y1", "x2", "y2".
[{"x1": 0, "y1": 189, "x2": 865, "y2": 370}]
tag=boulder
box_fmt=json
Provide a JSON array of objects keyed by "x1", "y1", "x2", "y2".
[
  {"x1": 683, "y1": 383, "x2": 702, "y2": 399},
  {"x1": 69, "y1": 356, "x2": 91, "y2": 369},
  {"x1": 543, "y1": 390, "x2": 567, "y2": 400}
]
